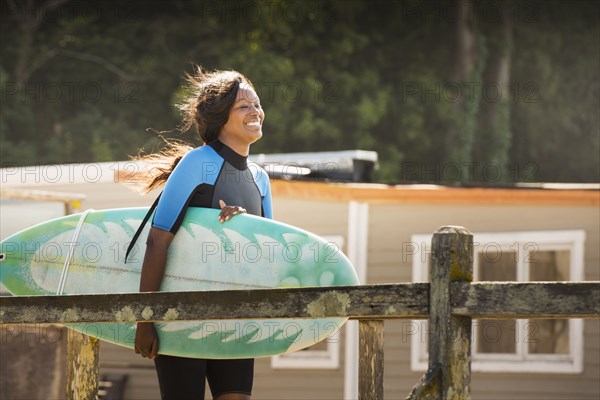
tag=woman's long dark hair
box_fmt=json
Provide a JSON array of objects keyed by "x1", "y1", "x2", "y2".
[{"x1": 131, "y1": 66, "x2": 256, "y2": 193}]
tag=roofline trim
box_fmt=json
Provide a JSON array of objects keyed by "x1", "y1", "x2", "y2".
[{"x1": 271, "y1": 180, "x2": 600, "y2": 206}]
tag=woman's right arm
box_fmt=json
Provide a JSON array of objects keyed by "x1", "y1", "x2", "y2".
[{"x1": 134, "y1": 227, "x2": 174, "y2": 359}]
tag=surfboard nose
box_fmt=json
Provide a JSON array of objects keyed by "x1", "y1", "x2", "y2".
[
  {"x1": 1, "y1": 236, "x2": 51, "y2": 296},
  {"x1": 0, "y1": 240, "x2": 17, "y2": 265},
  {"x1": 0, "y1": 240, "x2": 23, "y2": 294}
]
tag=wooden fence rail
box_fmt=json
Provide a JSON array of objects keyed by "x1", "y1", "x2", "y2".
[
  {"x1": 1, "y1": 282, "x2": 597, "y2": 324},
  {"x1": 1, "y1": 226, "x2": 599, "y2": 400}
]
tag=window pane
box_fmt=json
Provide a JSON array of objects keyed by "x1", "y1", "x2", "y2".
[
  {"x1": 302, "y1": 340, "x2": 328, "y2": 352},
  {"x1": 528, "y1": 319, "x2": 569, "y2": 354},
  {"x1": 528, "y1": 250, "x2": 570, "y2": 354},
  {"x1": 529, "y1": 250, "x2": 570, "y2": 281},
  {"x1": 477, "y1": 320, "x2": 516, "y2": 354},
  {"x1": 478, "y1": 249, "x2": 517, "y2": 281}
]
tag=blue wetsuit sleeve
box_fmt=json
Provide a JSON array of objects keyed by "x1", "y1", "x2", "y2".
[
  {"x1": 256, "y1": 167, "x2": 273, "y2": 219},
  {"x1": 262, "y1": 179, "x2": 273, "y2": 219},
  {"x1": 152, "y1": 147, "x2": 222, "y2": 233}
]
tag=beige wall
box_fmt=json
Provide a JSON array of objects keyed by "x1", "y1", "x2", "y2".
[{"x1": 0, "y1": 325, "x2": 67, "y2": 400}]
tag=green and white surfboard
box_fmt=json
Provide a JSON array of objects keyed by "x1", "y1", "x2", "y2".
[{"x1": 0, "y1": 207, "x2": 359, "y2": 359}]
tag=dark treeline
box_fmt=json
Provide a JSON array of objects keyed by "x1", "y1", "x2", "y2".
[{"x1": 1, "y1": 0, "x2": 598, "y2": 183}]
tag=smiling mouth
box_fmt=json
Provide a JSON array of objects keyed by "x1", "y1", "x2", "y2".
[{"x1": 245, "y1": 121, "x2": 261, "y2": 127}]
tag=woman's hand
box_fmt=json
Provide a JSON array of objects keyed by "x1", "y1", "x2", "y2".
[
  {"x1": 218, "y1": 199, "x2": 247, "y2": 223},
  {"x1": 135, "y1": 322, "x2": 159, "y2": 360}
]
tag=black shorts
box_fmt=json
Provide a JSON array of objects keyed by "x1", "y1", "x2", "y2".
[{"x1": 154, "y1": 355, "x2": 254, "y2": 399}]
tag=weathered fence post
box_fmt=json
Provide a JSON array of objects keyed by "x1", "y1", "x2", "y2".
[
  {"x1": 429, "y1": 225, "x2": 473, "y2": 399},
  {"x1": 359, "y1": 319, "x2": 384, "y2": 400},
  {"x1": 61, "y1": 201, "x2": 99, "y2": 400},
  {"x1": 66, "y1": 330, "x2": 99, "y2": 400}
]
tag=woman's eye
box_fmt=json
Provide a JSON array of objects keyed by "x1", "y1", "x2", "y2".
[{"x1": 239, "y1": 104, "x2": 261, "y2": 109}]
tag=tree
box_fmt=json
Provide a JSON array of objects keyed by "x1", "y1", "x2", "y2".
[{"x1": 0, "y1": 0, "x2": 597, "y2": 183}]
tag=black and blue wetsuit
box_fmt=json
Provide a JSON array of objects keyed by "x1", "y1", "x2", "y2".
[
  {"x1": 153, "y1": 139, "x2": 272, "y2": 232},
  {"x1": 152, "y1": 140, "x2": 272, "y2": 399}
]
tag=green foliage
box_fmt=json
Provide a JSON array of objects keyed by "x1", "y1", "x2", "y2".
[
  {"x1": 0, "y1": 0, "x2": 597, "y2": 183},
  {"x1": 509, "y1": 0, "x2": 599, "y2": 182}
]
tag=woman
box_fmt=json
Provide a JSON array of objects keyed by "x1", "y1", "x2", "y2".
[{"x1": 133, "y1": 66, "x2": 272, "y2": 400}]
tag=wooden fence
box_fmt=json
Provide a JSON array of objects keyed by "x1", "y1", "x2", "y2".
[{"x1": 1, "y1": 226, "x2": 598, "y2": 400}]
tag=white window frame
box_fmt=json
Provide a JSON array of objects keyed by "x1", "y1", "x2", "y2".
[
  {"x1": 271, "y1": 235, "x2": 344, "y2": 369},
  {"x1": 410, "y1": 230, "x2": 585, "y2": 373}
]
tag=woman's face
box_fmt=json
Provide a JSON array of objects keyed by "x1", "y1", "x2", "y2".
[{"x1": 219, "y1": 83, "x2": 265, "y2": 149}]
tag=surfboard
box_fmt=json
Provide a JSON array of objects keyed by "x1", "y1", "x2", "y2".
[{"x1": 0, "y1": 207, "x2": 359, "y2": 359}]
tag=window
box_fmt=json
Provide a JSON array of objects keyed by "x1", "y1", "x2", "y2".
[
  {"x1": 271, "y1": 236, "x2": 344, "y2": 369},
  {"x1": 410, "y1": 230, "x2": 585, "y2": 373}
]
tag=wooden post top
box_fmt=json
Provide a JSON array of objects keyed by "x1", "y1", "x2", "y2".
[{"x1": 433, "y1": 225, "x2": 473, "y2": 236}]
